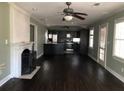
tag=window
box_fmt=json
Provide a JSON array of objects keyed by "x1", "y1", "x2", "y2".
[
  {"x1": 73, "y1": 38, "x2": 80, "y2": 43},
  {"x1": 113, "y1": 21, "x2": 124, "y2": 59},
  {"x1": 89, "y1": 28, "x2": 94, "y2": 48},
  {"x1": 48, "y1": 33, "x2": 58, "y2": 43},
  {"x1": 66, "y1": 34, "x2": 71, "y2": 38},
  {"x1": 48, "y1": 34, "x2": 52, "y2": 39},
  {"x1": 52, "y1": 34, "x2": 58, "y2": 43}
]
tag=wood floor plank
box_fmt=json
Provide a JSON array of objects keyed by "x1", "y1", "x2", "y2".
[{"x1": 0, "y1": 54, "x2": 124, "y2": 91}]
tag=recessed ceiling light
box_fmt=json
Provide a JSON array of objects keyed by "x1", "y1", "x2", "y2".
[{"x1": 93, "y1": 3, "x2": 101, "y2": 6}]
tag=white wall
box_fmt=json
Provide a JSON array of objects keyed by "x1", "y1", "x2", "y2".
[
  {"x1": 0, "y1": 3, "x2": 31, "y2": 86},
  {"x1": 30, "y1": 17, "x2": 47, "y2": 58},
  {"x1": 0, "y1": 2, "x2": 11, "y2": 84},
  {"x1": 10, "y1": 4, "x2": 30, "y2": 43},
  {"x1": 10, "y1": 4, "x2": 31, "y2": 78}
]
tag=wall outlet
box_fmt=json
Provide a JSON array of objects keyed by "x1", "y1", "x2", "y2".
[{"x1": 121, "y1": 67, "x2": 124, "y2": 72}]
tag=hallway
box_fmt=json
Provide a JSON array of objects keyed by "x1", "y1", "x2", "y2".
[{"x1": 1, "y1": 54, "x2": 124, "y2": 91}]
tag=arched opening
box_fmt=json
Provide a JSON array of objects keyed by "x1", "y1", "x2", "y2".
[{"x1": 21, "y1": 49, "x2": 32, "y2": 75}]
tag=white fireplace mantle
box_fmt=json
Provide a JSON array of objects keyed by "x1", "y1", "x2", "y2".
[{"x1": 11, "y1": 42, "x2": 33, "y2": 78}]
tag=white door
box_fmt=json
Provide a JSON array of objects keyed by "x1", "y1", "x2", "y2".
[{"x1": 98, "y1": 24, "x2": 108, "y2": 67}]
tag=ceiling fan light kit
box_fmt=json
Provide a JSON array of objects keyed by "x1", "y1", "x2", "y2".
[
  {"x1": 62, "y1": 2, "x2": 88, "y2": 21},
  {"x1": 64, "y1": 15, "x2": 73, "y2": 21}
]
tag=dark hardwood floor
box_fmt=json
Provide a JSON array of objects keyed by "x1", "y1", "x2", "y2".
[{"x1": 0, "y1": 54, "x2": 124, "y2": 91}]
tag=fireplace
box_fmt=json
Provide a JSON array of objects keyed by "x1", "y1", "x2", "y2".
[
  {"x1": 21, "y1": 48, "x2": 36, "y2": 75},
  {"x1": 11, "y1": 42, "x2": 36, "y2": 78},
  {"x1": 21, "y1": 49, "x2": 31, "y2": 75}
]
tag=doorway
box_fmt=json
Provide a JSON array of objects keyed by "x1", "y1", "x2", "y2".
[
  {"x1": 98, "y1": 23, "x2": 108, "y2": 68},
  {"x1": 30, "y1": 24, "x2": 37, "y2": 55},
  {"x1": 30, "y1": 24, "x2": 35, "y2": 42}
]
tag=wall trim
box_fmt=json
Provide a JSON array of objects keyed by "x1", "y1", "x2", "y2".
[
  {"x1": 106, "y1": 66, "x2": 124, "y2": 83},
  {"x1": 88, "y1": 54, "x2": 124, "y2": 83},
  {"x1": 0, "y1": 74, "x2": 11, "y2": 86},
  {"x1": 9, "y1": 3, "x2": 30, "y2": 17},
  {"x1": 30, "y1": 23, "x2": 38, "y2": 53},
  {"x1": 37, "y1": 53, "x2": 43, "y2": 59}
]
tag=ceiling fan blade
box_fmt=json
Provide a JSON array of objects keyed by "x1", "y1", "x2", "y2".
[
  {"x1": 73, "y1": 12, "x2": 88, "y2": 16},
  {"x1": 72, "y1": 14, "x2": 85, "y2": 20}
]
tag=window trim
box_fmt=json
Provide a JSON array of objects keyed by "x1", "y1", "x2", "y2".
[
  {"x1": 89, "y1": 27, "x2": 94, "y2": 48},
  {"x1": 113, "y1": 18, "x2": 124, "y2": 63}
]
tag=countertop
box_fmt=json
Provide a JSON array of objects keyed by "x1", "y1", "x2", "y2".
[{"x1": 44, "y1": 42, "x2": 64, "y2": 44}]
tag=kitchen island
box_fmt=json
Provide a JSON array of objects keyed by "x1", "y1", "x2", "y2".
[{"x1": 44, "y1": 43, "x2": 65, "y2": 55}]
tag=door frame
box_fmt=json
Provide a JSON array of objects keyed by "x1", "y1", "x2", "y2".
[
  {"x1": 30, "y1": 23, "x2": 38, "y2": 56},
  {"x1": 97, "y1": 23, "x2": 108, "y2": 68}
]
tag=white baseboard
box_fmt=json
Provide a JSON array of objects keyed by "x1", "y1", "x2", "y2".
[
  {"x1": 37, "y1": 53, "x2": 43, "y2": 59},
  {"x1": 0, "y1": 74, "x2": 11, "y2": 86},
  {"x1": 106, "y1": 66, "x2": 124, "y2": 83},
  {"x1": 88, "y1": 54, "x2": 124, "y2": 83},
  {"x1": 88, "y1": 54, "x2": 98, "y2": 62}
]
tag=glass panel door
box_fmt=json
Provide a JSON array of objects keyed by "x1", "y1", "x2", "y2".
[{"x1": 98, "y1": 24, "x2": 108, "y2": 67}]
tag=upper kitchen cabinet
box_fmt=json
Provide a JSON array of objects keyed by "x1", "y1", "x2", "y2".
[{"x1": 77, "y1": 31, "x2": 80, "y2": 38}]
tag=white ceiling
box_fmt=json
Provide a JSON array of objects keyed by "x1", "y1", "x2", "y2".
[{"x1": 15, "y1": 2, "x2": 124, "y2": 27}]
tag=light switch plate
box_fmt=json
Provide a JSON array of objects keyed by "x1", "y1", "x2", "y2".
[
  {"x1": 0, "y1": 70, "x2": 2, "y2": 76},
  {"x1": 5, "y1": 40, "x2": 8, "y2": 45}
]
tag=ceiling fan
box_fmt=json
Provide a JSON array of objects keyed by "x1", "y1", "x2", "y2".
[{"x1": 62, "y1": 2, "x2": 88, "y2": 21}]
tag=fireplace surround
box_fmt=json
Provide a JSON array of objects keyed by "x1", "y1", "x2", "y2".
[{"x1": 11, "y1": 42, "x2": 35, "y2": 78}]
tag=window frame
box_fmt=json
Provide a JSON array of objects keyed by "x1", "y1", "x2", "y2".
[
  {"x1": 89, "y1": 28, "x2": 94, "y2": 48},
  {"x1": 113, "y1": 18, "x2": 124, "y2": 63},
  {"x1": 98, "y1": 23, "x2": 108, "y2": 64}
]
